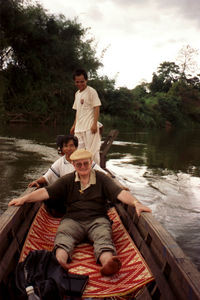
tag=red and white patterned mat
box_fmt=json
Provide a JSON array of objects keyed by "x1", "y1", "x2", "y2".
[{"x1": 20, "y1": 204, "x2": 154, "y2": 298}]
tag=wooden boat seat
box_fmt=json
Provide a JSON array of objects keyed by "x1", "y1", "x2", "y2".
[{"x1": 19, "y1": 204, "x2": 154, "y2": 299}]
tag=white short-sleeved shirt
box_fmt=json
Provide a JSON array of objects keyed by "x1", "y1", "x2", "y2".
[
  {"x1": 43, "y1": 155, "x2": 106, "y2": 185},
  {"x1": 72, "y1": 86, "x2": 101, "y2": 132},
  {"x1": 43, "y1": 156, "x2": 74, "y2": 185}
]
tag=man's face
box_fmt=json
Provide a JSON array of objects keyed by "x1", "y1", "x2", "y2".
[
  {"x1": 74, "y1": 74, "x2": 87, "y2": 92},
  {"x1": 73, "y1": 158, "x2": 92, "y2": 176},
  {"x1": 62, "y1": 140, "x2": 77, "y2": 159}
]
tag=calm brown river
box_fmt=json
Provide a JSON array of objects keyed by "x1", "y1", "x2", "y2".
[{"x1": 0, "y1": 123, "x2": 200, "y2": 272}]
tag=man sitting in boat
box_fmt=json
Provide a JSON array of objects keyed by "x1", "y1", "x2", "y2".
[
  {"x1": 8, "y1": 149, "x2": 152, "y2": 276},
  {"x1": 28, "y1": 134, "x2": 106, "y2": 188}
]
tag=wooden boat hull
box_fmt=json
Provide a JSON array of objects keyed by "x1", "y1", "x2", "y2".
[
  {"x1": 0, "y1": 188, "x2": 40, "y2": 283},
  {"x1": 115, "y1": 202, "x2": 200, "y2": 299},
  {"x1": 0, "y1": 130, "x2": 200, "y2": 299},
  {"x1": 1, "y1": 196, "x2": 200, "y2": 299}
]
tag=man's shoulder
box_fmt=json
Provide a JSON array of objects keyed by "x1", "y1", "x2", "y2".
[
  {"x1": 62, "y1": 156, "x2": 72, "y2": 165},
  {"x1": 55, "y1": 155, "x2": 72, "y2": 165},
  {"x1": 87, "y1": 86, "x2": 97, "y2": 93},
  {"x1": 59, "y1": 171, "x2": 75, "y2": 181},
  {"x1": 87, "y1": 86, "x2": 101, "y2": 105},
  {"x1": 51, "y1": 155, "x2": 64, "y2": 167},
  {"x1": 92, "y1": 162, "x2": 106, "y2": 173},
  {"x1": 95, "y1": 170, "x2": 109, "y2": 180},
  {"x1": 95, "y1": 170, "x2": 120, "y2": 193}
]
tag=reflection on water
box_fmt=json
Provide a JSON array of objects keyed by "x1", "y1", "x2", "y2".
[
  {"x1": 0, "y1": 124, "x2": 200, "y2": 271},
  {"x1": 114, "y1": 128, "x2": 200, "y2": 176}
]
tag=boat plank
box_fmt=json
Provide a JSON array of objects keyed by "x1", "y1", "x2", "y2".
[
  {"x1": 117, "y1": 203, "x2": 200, "y2": 300},
  {"x1": 0, "y1": 200, "x2": 40, "y2": 282},
  {"x1": 100, "y1": 129, "x2": 118, "y2": 168},
  {"x1": 136, "y1": 285, "x2": 155, "y2": 300},
  {"x1": 116, "y1": 203, "x2": 176, "y2": 300}
]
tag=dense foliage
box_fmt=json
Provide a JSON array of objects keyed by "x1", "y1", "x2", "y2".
[
  {"x1": 0, "y1": 0, "x2": 101, "y2": 123},
  {"x1": 1, "y1": 0, "x2": 200, "y2": 128}
]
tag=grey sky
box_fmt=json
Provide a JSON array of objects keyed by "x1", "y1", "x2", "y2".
[{"x1": 37, "y1": 0, "x2": 200, "y2": 88}]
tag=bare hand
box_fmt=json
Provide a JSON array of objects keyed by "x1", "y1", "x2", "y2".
[
  {"x1": 8, "y1": 197, "x2": 25, "y2": 207},
  {"x1": 28, "y1": 181, "x2": 40, "y2": 188},
  {"x1": 91, "y1": 123, "x2": 97, "y2": 134},
  {"x1": 135, "y1": 203, "x2": 152, "y2": 217},
  {"x1": 70, "y1": 125, "x2": 75, "y2": 135}
]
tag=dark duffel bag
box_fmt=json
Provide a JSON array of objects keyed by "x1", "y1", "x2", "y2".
[{"x1": 8, "y1": 250, "x2": 89, "y2": 300}]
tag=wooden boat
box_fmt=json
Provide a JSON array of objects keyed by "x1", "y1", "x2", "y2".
[{"x1": 0, "y1": 130, "x2": 200, "y2": 299}]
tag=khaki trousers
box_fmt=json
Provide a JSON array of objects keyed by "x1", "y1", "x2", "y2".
[{"x1": 54, "y1": 217, "x2": 116, "y2": 262}]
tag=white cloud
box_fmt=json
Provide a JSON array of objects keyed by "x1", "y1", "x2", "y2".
[{"x1": 36, "y1": 0, "x2": 200, "y2": 88}]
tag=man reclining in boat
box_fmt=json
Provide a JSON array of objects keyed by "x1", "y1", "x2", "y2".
[
  {"x1": 9, "y1": 149, "x2": 152, "y2": 276},
  {"x1": 28, "y1": 134, "x2": 107, "y2": 216}
]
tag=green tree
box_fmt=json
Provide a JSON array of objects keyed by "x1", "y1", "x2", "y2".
[
  {"x1": 89, "y1": 75, "x2": 115, "y2": 113},
  {"x1": 149, "y1": 62, "x2": 180, "y2": 93},
  {"x1": 0, "y1": 0, "x2": 103, "y2": 122},
  {"x1": 105, "y1": 87, "x2": 135, "y2": 118},
  {"x1": 169, "y1": 81, "x2": 200, "y2": 123},
  {"x1": 131, "y1": 82, "x2": 148, "y2": 101}
]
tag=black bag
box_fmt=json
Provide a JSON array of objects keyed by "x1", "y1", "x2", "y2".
[{"x1": 9, "y1": 250, "x2": 89, "y2": 300}]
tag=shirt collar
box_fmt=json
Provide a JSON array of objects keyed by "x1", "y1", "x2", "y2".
[
  {"x1": 75, "y1": 169, "x2": 96, "y2": 191},
  {"x1": 63, "y1": 156, "x2": 70, "y2": 164}
]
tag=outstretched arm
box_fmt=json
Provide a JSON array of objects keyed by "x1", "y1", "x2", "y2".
[
  {"x1": 117, "y1": 190, "x2": 152, "y2": 217},
  {"x1": 8, "y1": 188, "x2": 49, "y2": 207}
]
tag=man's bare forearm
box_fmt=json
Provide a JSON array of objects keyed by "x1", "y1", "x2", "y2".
[
  {"x1": 93, "y1": 106, "x2": 100, "y2": 124},
  {"x1": 117, "y1": 190, "x2": 139, "y2": 206},
  {"x1": 8, "y1": 188, "x2": 49, "y2": 206},
  {"x1": 91, "y1": 106, "x2": 100, "y2": 133},
  {"x1": 117, "y1": 190, "x2": 152, "y2": 216}
]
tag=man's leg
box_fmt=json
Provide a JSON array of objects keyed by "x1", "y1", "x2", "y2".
[
  {"x1": 87, "y1": 217, "x2": 121, "y2": 276},
  {"x1": 54, "y1": 218, "x2": 85, "y2": 269},
  {"x1": 75, "y1": 130, "x2": 101, "y2": 164},
  {"x1": 75, "y1": 132, "x2": 85, "y2": 150},
  {"x1": 84, "y1": 130, "x2": 101, "y2": 165}
]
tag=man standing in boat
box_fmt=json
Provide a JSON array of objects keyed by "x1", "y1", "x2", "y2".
[
  {"x1": 9, "y1": 149, "x2": 152, "y2": 276},
  {"x1": 70, "y1": 69, "x2": 102, "y2": 165}
]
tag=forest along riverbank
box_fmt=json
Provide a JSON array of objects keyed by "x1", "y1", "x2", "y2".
[{"x1": 0, "y1": 127, "x2": 200, "y2": 272}]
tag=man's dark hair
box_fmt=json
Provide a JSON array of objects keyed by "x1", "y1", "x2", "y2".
[
  {"x1": 57, "y1": 135, "x2": 78, "y2": 149},
  {"x1": 73, "y1": 69, "x2": 88, "y2": 80}
]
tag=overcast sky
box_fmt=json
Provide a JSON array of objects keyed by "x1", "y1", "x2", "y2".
[{"x1": 37, "y1": 0, "x2": 200, "y2": 88}]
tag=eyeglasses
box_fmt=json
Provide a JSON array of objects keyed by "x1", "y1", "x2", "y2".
[{"x1": 74, "y1": 161, "x2": 90, "y2": 169}]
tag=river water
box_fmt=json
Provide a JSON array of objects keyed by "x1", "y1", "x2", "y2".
[{"x1": 0, "y1": 123, "x2": 200, "y2": 272}]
